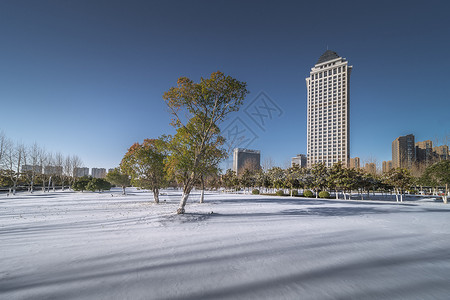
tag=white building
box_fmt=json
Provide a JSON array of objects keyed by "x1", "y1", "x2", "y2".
[
  {"x1": 74, "y1": 167, "x2": 89, "y2": 178},
  {"x1": 44, "y1": 166, "x2": 63, "y2": 175},
  {"x1": 21, "y1": 165, "x2": 42, "y2": 173},
  {"x1": 306, "y1": 50, "x2": 352, "y2": 167},
  {"x1": 291, "y1": 154, "x2": 307, "y2": 168},
  {"x1": 91, "y1": 168, "x2": 106, "y2": 178}
]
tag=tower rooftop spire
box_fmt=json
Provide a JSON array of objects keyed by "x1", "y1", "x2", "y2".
[{"x1": 317, "y1": 50, "x2": 340, "y2": 64}]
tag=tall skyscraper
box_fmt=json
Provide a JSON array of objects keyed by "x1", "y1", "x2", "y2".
[
  {"x1": 392, "y1": 134, "x2": 415, "y2": 168},
  {"x1": 306, "y1": 50, "x2": 352, "y2": 167},
  {"x1": 232, "y1": 148, "x2": 260, "y2": 176}
]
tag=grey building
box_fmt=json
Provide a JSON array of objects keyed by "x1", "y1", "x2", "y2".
[
  {"x1": 232, "y1": 148, "x2": 261, "y2": 176},
  {"x1": 91, "y1": 168, "x2": 106, "y2": 178},
  {"x1": 306, "y1": 50, "x2": 352, "y2": 167},
  {"x1": 291, "y1": 154, "x2": 307, "y2": 167},
  {"x1": 74, "y1": 167, "x2": 89, "y2": 178}
]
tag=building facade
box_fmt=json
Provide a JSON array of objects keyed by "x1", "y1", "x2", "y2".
[
  {"x1": 364, "y1": 163, "x2": 377, "y2": 175},
  {"x1": 232, "y1": 148, "x2": 261, "y2": 176},
  {"x1": 433, "y1": 145, "x2": 449, "y2": 161},
  {"x1": 91, "y1": 168, "x2": 106, "y2": 178},
  {"x1": 291, "y1": 154, "x2": 307, "y2": 167},
  {"x1": 415, "y1": 140, "x2": 433, "y2": 164},
  {"x1": 306, "y1": 50, "x2": 352, "y2": 167},
  {"x1": 349, "y1": 157, "x2": 360, "y2": 169},
  {"x1": 382, "y1": 160, "x2": 393, "y2": 173},
  {"x1": 74, "y1": 167, "x2": 89, "y2": 178},
  {"x1": 21, "y1": 165, "x2": 42, "y2": 174},
  {"x1": 392, "y1": 134, "x2": 415, "y2": 168}
]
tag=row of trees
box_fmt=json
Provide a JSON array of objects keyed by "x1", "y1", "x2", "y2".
[
  {"x1": 0, "y1": 132, "x2": 84, "y2": 194},
  {"x1": 221, "y1": 160, "x2": 449, "y2": 203}
]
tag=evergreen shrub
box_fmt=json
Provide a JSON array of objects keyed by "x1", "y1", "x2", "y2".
[
  {"x1": 303, "y1": 190, "x2": 314, "y2": 198},
  {"x1": 252, "y1": 189, "x2": 260, "y2": 195},
  {"x1": 318, "y1": 191, "x2": 330, "y2": 198},
  {"x1": 276, "y1": 190, "x2": 285, "y2": 196}
]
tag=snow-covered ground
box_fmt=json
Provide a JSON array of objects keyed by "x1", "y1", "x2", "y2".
[{"x1": 1, "y1": 188, "x2": 450, "y2": 299}]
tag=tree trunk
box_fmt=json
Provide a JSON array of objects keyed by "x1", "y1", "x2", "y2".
[
  {"x1": 47, "y1": 176, "x2": 52, "y2": 193},
  {"x1": 153, "y1": 189, "x2": 159, "y2": 204},
  {"x1": 178, "y1": 183, "x2": 193, "y2": 214},
  {"x1": 200, "y1": 175, "x2": 205, "y2": 203},
  {"x1": 122, "y1": 186, "x2": 126, "y2": 195},
  {"x1": 336, "y1": 189, "x2": 339, "y2": 200}
]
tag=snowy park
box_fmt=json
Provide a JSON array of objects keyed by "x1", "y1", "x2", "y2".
[{"x1": 1, "y1": 188, "x2": 450, "y2": 299}]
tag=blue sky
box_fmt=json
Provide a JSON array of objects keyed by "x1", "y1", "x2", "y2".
[{"x1": 1, "y1": 0, "x2": 449, "y2": 170}]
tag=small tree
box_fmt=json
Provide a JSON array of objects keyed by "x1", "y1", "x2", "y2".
[
  {"x1": 423, "y1": 160, "x2": 450, "y2": 203},
  {"x1": 106, "y1": 168, "x2": 130, "y2": 195},
  {"x1": 222, "y1": 169, "x2": 239, "y2": 192},
  {"x1": 73, "y1": 176, "x2": 90, "y2": 192},
  {"x1": 383, "y1": 168, "x2": 412, "y2": 202},
  {"x1": 285, "y1": 164, "x2": 302, "y2": 196},
  {"x1": 163, "y1": 71, "x2": 249, "y2": 214},
  {"x1": 87, "y1": 178, "x2": 111, "y2": 192},
  {"x1": 310, "y1": 163, "x2": 328, "y2": 198},
  {"x1": 121, "y1": 138, "x2": 168, "y2": 203}
]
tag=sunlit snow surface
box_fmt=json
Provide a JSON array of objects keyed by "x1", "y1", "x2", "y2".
[{"x1": 1, "y1": 188, "x2": 450, "y2": 299}]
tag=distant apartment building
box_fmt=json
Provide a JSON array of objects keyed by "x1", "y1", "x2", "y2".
[
  {"x1": 349, "y1": 157, "x2": 360, "y2": 169},
  {"x1": 44, "y1": 166, "x2": 63, "y2": 175},
  {"x1": 232, "y1": 148, "x2": 261, "y2": 176},
  {"x1": 392, "y1": 134, "x2": 415, "y2": 168},
  {"x1": 382, "y1": 160, "x2": 393, "y2": 173},
  {"x1": 74, "y1": 167, "x2": 89, "y2": 177},
  {"x1": 364, "y1": 163, "x2": 377, "y2": 175},
  {"x1": 415, "y1": 140, "x2": 433, "y2": 164},
  {"x1": 91, "y1": 168, "x2": 106, "y2": 178},
  {"x1": 306, "y1": 50, "x2": 352, "y2": 167},
  {"x1": 433, "y1": 145, "x2": 449, "y2": 161},
  {"x1": 291, "y1": 154, "x2": 307, "y2": 167},
  {"x1": 21, "y1": 164, "x2": 42, "y2": 173}
]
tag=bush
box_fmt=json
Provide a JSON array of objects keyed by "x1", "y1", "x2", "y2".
[
  {"x1": 252, "y1": 189, "x2": 260, "y2": 195},
  {"x1": 276, "y1": 190, "x2": 285, "y2": 196},
  {"x1": 318, "y1": 191, "x2": 330, "y2": 198},
  {"x1": 291, "y1": 190, "x2": 298, "y2": 196},
  {"x1": 303, "y1": 190, "x2": 314, "y2": 198}
]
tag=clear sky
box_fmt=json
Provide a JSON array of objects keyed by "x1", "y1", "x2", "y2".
[{"x1": 1, "y1": 0, "x2": 449, "y2": 171}]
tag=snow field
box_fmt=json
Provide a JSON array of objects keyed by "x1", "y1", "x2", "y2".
[{"x1": 1, "y1": 188, "x2": 450, "y2": 299}]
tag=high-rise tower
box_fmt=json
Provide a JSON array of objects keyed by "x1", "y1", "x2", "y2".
[{"x1": 306, "y1": 50, "x2": 352, "y2": 167}]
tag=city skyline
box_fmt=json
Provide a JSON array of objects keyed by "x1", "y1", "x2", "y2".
[{"x1": 1, "y1": 1, "x2": 449, "y2": 170}]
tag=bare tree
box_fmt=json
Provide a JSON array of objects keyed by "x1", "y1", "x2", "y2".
[
  {"x1": 68, "y1": 155, "x2": 83, "y2": 189},
  {"x1": 261, "y1": 156, "x2": 275, "y2": 172},
  {"x1": 4, "y1": 142, "x2": 26, "y2": 195},
  {"x1": 26, "y1": 142, "x2": 42, "y2": 193},
  {"x1": 38, "y1": 148, "x2": 48, "y2": 192},
  {"x1": 0, "y1": 131, "x2": 7, "y2": 168},
  {"x1": 54, "y1": 152, "x2": 65, "y2": 191}
]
